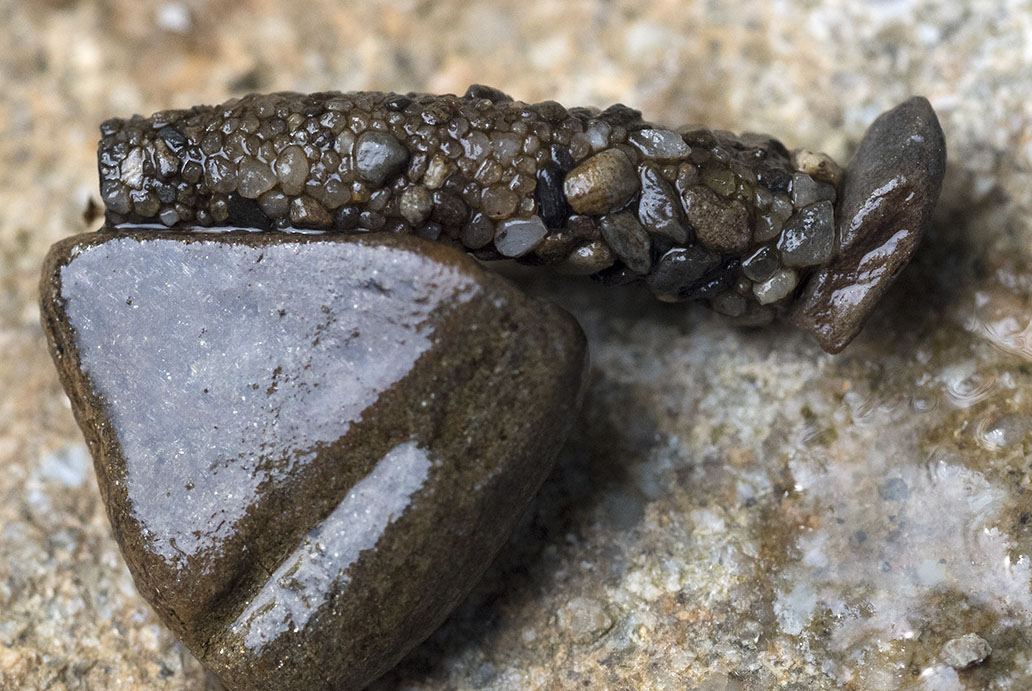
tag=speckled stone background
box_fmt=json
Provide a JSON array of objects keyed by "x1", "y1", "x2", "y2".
[{"x1": 2, "y1": 1, "x2": 1031, "y2": 689}]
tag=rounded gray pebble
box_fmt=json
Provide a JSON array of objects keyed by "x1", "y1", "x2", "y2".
[
  {"x1": 600, "y1": 212, "x2": 652, "y2": 274},
  {"x1": 355, "y1": 131, "x2": 409, "y2": 187},
  {"x1": 237, "y1": 156, "x2": 277, "y2": 199},
  {"x1": 275, "y1": 146, "x2": 310, "y2": 196},
  {"x1": 494, "y1": 215, "x2": 548, "y2": 257},
  {"x1": 777, "y1": 200, "x2": 835, "y2": 267},
  {"x1": 204, "y1": 155, "x2": 238, "y2": 195}
]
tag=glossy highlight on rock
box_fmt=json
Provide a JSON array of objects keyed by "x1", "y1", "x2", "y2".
[{"x1": 40, "y1": 231, "x2": 586, "y2": 691}]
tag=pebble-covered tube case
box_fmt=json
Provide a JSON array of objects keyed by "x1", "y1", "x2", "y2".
[{"x1": 96, "y1": 85, "x2": 946, "y2": 352}]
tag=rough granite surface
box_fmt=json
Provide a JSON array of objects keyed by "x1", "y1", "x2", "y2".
[{"x1": 2, "y1": 1, "x2": 1031, "y2": 690}]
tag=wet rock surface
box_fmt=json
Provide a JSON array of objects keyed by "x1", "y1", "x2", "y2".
[
  {"x1": 5, "y1": 1, "x2": 1032, "y2": 690},
  {"x1": 38, "y1": 232, "x2": 586, "y2": 690}
]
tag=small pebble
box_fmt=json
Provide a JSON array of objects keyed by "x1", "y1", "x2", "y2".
[
  {"x1": 792, "y1": 148, "x2": 844, "y2": 186},
  {"x1": 535, "y1": 161, "x2": 569, "y2": 229},
  {"x1": 564, "y1": 149, "x2": 640, "y2": 215},
  {"x1": 790, "y1": 172, "x2": 836, "y2": 208},
  {"x1": 462, "y1": 212, "x2": 495, "y2": 249},
  {"x1": 753, "y1": 268, "x2": 798, "y2": 305},
  {"x1": 599, "y1": 212, "x2": 652, "y2": 274},
  {"x1": 711, "y1": 290, "x2": 747, "y2": 317},
  {"x1": 355, "y1": 131, "x2": 409, "y2": 186},
  {"x1": 562, "y1": 240, "x2": 615, "y2": 275},
  {"x1": 638, "y1": 163, "x2": 689, "y2": 243},
  {"x1": 646, "y1": 246, "x2": 720, "y2": 302},
  {"x1": 275, "y1": 146, "x2": 309, "y2": 196},
  {"x1": 628, "y1": 128, "x2": 690, "y2": 159},
  {"x1": 237, "y1": 156, "x2": 277, "y2": 199},
  {"x1": 741, "y1": 245, "x2": 780, "y2": 282},
  {"x1": 941, "y1": 633, "x2": 991, "y2": 670},
  {"x1": 204, "y1": 155, "x2": 238, "y2": 195},
  {"x1": 681, "y1": 186, "x2": 750, "y2": 252},
  {"x1": 481, "y1": 185, "x2": 519, "y2": 220},
  {"x1": 289, "y1": 195, "x2": 331, "y2": 228},
  {"x1": 494, "y1": 216, "x2": 548, "y2": 257},
  {"x1": 753, "y1": 212, "x2": 784, "y2": 243},
  {"x1": 399, "y1": 186, "x2": 433, "y2": 225},
  {"x1": 777, "y1": 201, "x2": 835, "y2": 267},
  {"x1": 557, "y1": 597, "x2": 614, "y2": 645}
]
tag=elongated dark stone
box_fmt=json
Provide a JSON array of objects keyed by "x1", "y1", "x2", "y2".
[
  {"x1": 40, "y1": 231, "x2": 587, "y2": 691},
  {"x1": 791, "y1": 97, "x2": 947, "y2": 352}
]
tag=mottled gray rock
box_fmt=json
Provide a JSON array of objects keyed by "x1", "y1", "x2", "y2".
[
  {"x1": 942, "y1": 634, "x2": 992, "y2": 669},
  {"x1": 355, "y1": 131, "x2": 409, "y2": 186},
  {"x1": 681, "y1": 185, "x2": 750, "y2": 252},
  {"x1": 600, "y1": 212, "x2": 652, "y2": 274}
]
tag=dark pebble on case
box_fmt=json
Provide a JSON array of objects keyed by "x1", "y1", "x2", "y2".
[
  {"x1": 39, "y1": 231, "x2": 586, "y2": 691},
  {"x1": 600, "y1": 212, "x2": 652, "y2": 275},
  {"x1": 645, "y1": 246, "x2": 721, "y2": 302},
  {"x1": 355, "y1": 131, "x2": 410, "y2": 187},
  {"x1": 741, "y1": 245, "x2": 780, "y2": 282},
  {"x1": 777, "y1": 201, "x2": 834, "y2": 267},
  {"x1": 536, "y1": 161, "x2": 571, "y2": 229},
  {"x1": 598, "y1": 103, "x2": 644, "y2": 128},
  {"x1": 681, "y1": 185, "x2": 751, "y2": 252},
  {"x1": 227, "y1": 195, "x2": 273, "y2": 231},
  {"x1": 638, "y1": 163, "x2": 690, "y2": 243},
  {"x1": 461, "y1": 211, "x2": 495, "y2": 249},
  {"x1": 792, "y1": 96, "x2": 947, "y2": 353},
  {"x1": 464, "y1": 84, "x2": 513, "y2": 103}
]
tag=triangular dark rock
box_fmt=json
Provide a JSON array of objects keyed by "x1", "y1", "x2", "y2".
[
  {"x1": 40, "y1": 231, "x2": 587, "y2": 691},
  {"x1": 792, "y1": 96, "x2": 947, "y2": 352}
]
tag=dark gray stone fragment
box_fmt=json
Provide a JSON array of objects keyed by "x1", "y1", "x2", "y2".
[
  {"x1": 742, "y1": 245, "x2": 780, "y2": 282},
  {"x1": 600, "y1": 212, "x2": 652, "y2": 274},
  {"x1": 645, "y1": 246, "x2": 721, "y2": 301},
  {"x1": 355, "y1": 131, "x2": 409, "y2": 186},
  {"x1": 494, "y1": 216, "x2": 548, "y2": 257},
  {"x1": 638, "y1": 164, "x2": 689, "y2": 243},
  {"x1": 535, "y1": 161, "x2": 570, "y2": 229},
  {"x1": 464, "y1": 84, "x2": 513, "y2": 103},
  {"x1": 792, "y1": 97, "x2": 947, "y2": 353},
  {"x1": 777, "y1": 201, "x2": 835, "y2": 267},
  {"x1": 790, "y1": 172, "x2": 836, "y2": 208}
]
